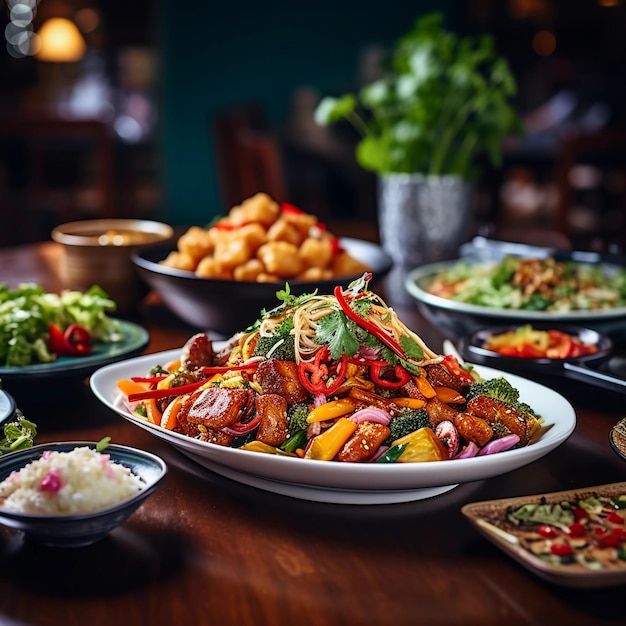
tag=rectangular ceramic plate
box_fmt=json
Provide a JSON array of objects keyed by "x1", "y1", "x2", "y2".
[{"x1": 461, "y1": 482, "x2": 626, "y2": 588}]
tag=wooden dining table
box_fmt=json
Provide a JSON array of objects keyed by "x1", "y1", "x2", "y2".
[{"x1": 0, "y1": 241, "x2": 625, "y2": 626}]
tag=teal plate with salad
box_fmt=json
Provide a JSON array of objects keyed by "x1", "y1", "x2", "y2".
[{"x1": 0, "y1": 319, "x2": 149, "y2": 383}]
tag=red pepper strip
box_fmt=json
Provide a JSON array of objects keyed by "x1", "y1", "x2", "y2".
[
  {"x1": 128, "y1": 379, "x2": 207, "y2": 402},
  {"x1": 48, "y1": 323, "x2": 69, "y2": 355},
  {"x1": 333, "y1": 285, "x2": 405, "y2": 360},
  {"x1": 370, "y1": 363, "x2": 411, "y2": 389},
  {"x1": 441, "y1": 354, "x2": 474, "y2": 383},
  {"x1": 298, "y1": 346, "x2": 348, "y2": 395},
  {"x1": 280, "y1": 202, "x2": 306, "y2": 215},
  {"x1": 200, "y1": 362, "x2": 260, "y2": 375},
  {"x1": 131, "y1": 375, "x2": 168, "y2": 384},
  {"x1": 226, "y1": 414, "x2": 261, "y2": 435},
  {"x1": 330, "y1": 237, "x2": 343, "y2": 256}
]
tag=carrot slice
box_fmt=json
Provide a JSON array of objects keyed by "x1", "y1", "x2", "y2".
[
  {"x1": 160, "y1": 395, "x2": 185, "y2": 430},
  {"x1": 145, "y1": 398, "x2": 162, "y2": 425}
]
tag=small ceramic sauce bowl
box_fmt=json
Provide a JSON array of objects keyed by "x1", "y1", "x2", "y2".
[{"x1": 52, "y1": 219, "x2": 174, "y2": 311}]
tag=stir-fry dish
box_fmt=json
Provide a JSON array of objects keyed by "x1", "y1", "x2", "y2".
[
  {"x1": 117, "y1": 274, "x2": 543, "y2": 463},
  {"x1": 427, "y1": 256, "x2": 626, "y2": 311}
]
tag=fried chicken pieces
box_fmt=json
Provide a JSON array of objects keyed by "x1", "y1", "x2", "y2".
[{"x1": 161, "y1": 192, "x2": 369, "y2": 282}]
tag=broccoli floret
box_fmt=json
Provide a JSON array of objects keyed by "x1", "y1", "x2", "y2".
[
  {"x1": 385, "y1": 408, "x2": 431, "y2": 445},
  {"x1": 516, "y1": 400, "x2": 541, "y2": 424},
  {"x1": 253, "y1": 333, "x2": 296, "y2": 361},
  {"x1": 253, "y1": 318, "x2": 296, "y2": 361},
  {"x1": 465, "y1": 376, "x2": 520, "y2": 405},
  {"x1": 466, "y1": 377, "x2": 541, "y2": 431},
  {"x1": 287, "y1": 402, "x2": 310, "y2": 435}
]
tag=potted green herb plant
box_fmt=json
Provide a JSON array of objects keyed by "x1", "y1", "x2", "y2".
[{"x1": 314, "y1": 12, "x2": 522, "y2": 271}]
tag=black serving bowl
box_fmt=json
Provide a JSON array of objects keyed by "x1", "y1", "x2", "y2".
[
  {"x1": 458, "y1": 324, "x2": 626, "y2": 393},
  {"x1": 404, "y1": 256, "x2": 626, "y2": 342},
  {"x1": 133, "y1": 237, "x2": 393, "y2": 337}
]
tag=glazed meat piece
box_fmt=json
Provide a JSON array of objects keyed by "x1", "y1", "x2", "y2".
[
  {"x1": 184, "y1": 387, "x2": 254, "y2": 429},
  {"x1": 452, "y1": 412, "x2": 493, "y2": 447},
  {"x1": 424, "y1": 396, "x2": 458, "y2": 426},
  {"x1": 335, "y1": 422, "x2": 391, "y2": 462},
  {"x1": 426, "y1": 363, "x2": 471, "y2": 393},
  {"x1": 198, "y1": 427, "x2": 235, "y2": 446},
  {"x1": 180, "y1": 333, "x2": 214, "y2": 371},
  {"x1": 255, "y1": 359, "x2": 309, "y2": 403},
  {"x1": 466, "y1": 395, "x2": 529, "y2": 445},
  {"x1": 255, "y1": 393, "x2": 289, "y2": 446}
]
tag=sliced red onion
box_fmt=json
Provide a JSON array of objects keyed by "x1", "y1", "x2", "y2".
[
  {"x1": 307, "y1": 421, "x2": 322, "y2": 439},
  {"x1": 368, "y1": 445, "x2": 390, "y2": 462},
  {"x1": 312, "y1": 393, "x2": 327, "y2": 408},
  {"x1": 454, "y1": 441, "x2": 479, "y2": 459},
  {"x1": 478, "y1": 434, "x2": 521, "y2": 456},
  {"x1": 349, "y1": 407, "x2": 392, "y2": 425},
  {"x1": 357, "y1": 346, "x2": 381, "y2": 361},
  {"x1": 434, "y1": 420, "x2": 460, "y2": 458}
]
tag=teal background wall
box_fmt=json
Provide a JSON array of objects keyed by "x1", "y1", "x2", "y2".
[{"x1": 158, "y1": 2, "x2": 456, "y2": 225}]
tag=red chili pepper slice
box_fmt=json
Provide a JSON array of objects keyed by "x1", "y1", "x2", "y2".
[
  {"x1": 131, "y1": 375, "x2": 168, "y2": 384},
  {"x1": 48, "y1": 323, "x2": 92, "y2": 357},
  {"x1": 441, "y1": 354, "x2": 474, "y2": 383},
  {"x1": 280, "y1": 202, "x2": 306, "y2": 215},
  {"x1": 297, "y1": 346, "x2": 347, "y2": 396},
  {"x1": 64, "y1": 323, "x2": 92, "y2": 355},
  {"x1": 333, "y1": 284, "x2": 405, "y2": 360},
  {"x1": 225, "y1": 414, "x2": 261, "y2": 435},
  {"x1": 369, "y1": 363, "x2": 411, "y2": 388},
  {"x1": 330, "y1": 237, "x2": 343, "y2": 256},
  {"x1": 48, "y1": 323, "x2": 69, "y2": 356},
  {"x1": 128, "y1": 379, "x2": 208, "y2": 402}
]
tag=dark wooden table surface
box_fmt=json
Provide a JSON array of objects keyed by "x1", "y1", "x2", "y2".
[{"x1": 0, "y1": 242, "x2": 625, "y2": 626}]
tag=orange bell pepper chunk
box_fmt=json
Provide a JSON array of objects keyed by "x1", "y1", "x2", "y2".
[
  {"x1": 435, "y1": 386, "x2": 466, "y2": 404},
  {"x1": 116, "y1": 378, "x2": 150, "y2": 397}
]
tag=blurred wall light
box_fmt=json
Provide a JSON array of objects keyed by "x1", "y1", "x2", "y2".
[{"x1": 35, "y1": 17, "x2": 86, "y2": 62}]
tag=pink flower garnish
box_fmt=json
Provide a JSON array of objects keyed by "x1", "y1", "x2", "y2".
[{"x1": 38, "y1": 469, "x2": 63, "y2": 494}]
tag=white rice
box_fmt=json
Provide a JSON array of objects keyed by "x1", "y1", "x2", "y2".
[{"x1": 0, "y1": 446, "x2": 146, "y2": 515}]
